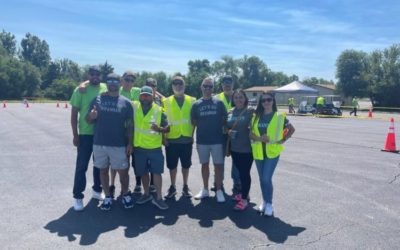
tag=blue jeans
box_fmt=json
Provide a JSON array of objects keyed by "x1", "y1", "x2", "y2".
[
  {"x1": 255, "y1": 156, "x2": 280, "y2": 204},
  {"x1": 231, "y1": 161, "x2": 241, "y2": 185},
  {"x1": 73, "y1": 135, "x2": 102, "y2": 199}
]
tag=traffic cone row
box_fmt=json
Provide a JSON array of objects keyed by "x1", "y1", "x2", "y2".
[
  {"x1": 382, "y1": 118, "x2": 399, "y2": 153},
  {"x1": 64, "y1": 103, "x2": 68, "y2": 109},
  {"x1": 368, "y1": 107, "x2": 373, "y2": 118}
]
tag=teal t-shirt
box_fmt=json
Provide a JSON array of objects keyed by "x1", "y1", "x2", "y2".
[{"x1": 70, "y1": 83, "x2": 108, "y2": 135}]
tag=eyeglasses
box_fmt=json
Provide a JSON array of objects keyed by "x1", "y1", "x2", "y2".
[
  {"x1": 261, "y1": 98, "x2": 273, "y2": 103},
  {"x1": 172, "y1": 80, "x2": 183, "y2": 85},
  {"x1": 202, "y1": 85, "x2": 213, "y2": 89},
  {"x1": 106, "y1": 79, "x2": 120, "y2": 85},
  {"x1": 124, "y1": 78, "x2": 135, "y2": 83}
]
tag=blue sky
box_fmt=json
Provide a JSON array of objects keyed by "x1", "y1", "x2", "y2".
[{"x1": 1, "y1": 0, "x2": 399, "y2": 81}]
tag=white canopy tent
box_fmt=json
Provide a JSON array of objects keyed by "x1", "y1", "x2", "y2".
[{"x1": 271, "y1": 81, "x2": 319, "y2": 105}]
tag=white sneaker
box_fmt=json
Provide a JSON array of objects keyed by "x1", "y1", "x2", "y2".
[
  {"x1": 194, "y1": 188, "x2": 209, "y2": 200},
  {"x1": 216, "y1": 190, "x2": 225, "y2": 203},
  {"x1": 264, "y1": 203, "x2": 274, "y2": 216},
  {"x1": 73, "y1": 199, "x2": 84, "y2": 211},
  {"x1": 258, "y1": 201, "x2": 266, "y2": 212},
  {"x1": 92, "y1": 190, "x2": 105, "y2": 200}
]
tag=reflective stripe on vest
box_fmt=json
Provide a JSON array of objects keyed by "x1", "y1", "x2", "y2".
[
  {"x1": 250, "y1": 112, "x2": 286, "y2": 160},
  {"x1": 163, "y1": 95, "x2": 195, "y2": 139},
  {"x1": 216, "y1": 92, "x2": 232, "y2": 110},
  {"x1": 133, "y1": 101, "x2": 162, "y2": 149}
]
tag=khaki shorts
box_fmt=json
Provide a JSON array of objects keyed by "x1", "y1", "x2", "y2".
[{"x1": 93, "y1": 145, "x2": 129, "y2": 170}]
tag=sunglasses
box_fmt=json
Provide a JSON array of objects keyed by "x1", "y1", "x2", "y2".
[
  {"x1": 124, "y1": 78, "x2": 135, "y2": 83},
  {"x1": 261, "y1": 98, "x2": 273, "y2": 103},
  {"x1": 106, "y1": 79, "x2": 120, "y2": 85},
  {"x1": 172, "y1": 80, "x2": 183, "y2": 85},
  {"x1": 202, "y1": 85, "x2": 213, "y2": 89}
]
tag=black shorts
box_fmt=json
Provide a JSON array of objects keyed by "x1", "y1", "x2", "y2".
[{"x1": 165, "y1": 143, "x2": 192, "y2": 170}]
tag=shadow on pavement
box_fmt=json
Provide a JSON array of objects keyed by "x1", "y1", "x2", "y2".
[{"x1": 45, "y1": 195, "x2": 305, "y2": 245}]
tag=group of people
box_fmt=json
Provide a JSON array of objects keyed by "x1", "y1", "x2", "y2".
[{"x1": 69, "y1": 65, "x2": 295, "y2": 216}]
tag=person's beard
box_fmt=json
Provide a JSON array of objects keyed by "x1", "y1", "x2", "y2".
[
  {"x1": 140, "y1": 99, "x2": 152, "y2": 107},
  {"x1": 107, "y1": 84, "x2": 119, "y2": 93},
  {"x1": 90, "y1": 77, "x2": 101, "y2": 85},
  {"x1": 173, "y1": 86, "x2": 185, "y2": 96}
]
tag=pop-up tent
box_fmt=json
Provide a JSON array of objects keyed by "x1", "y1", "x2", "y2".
[{"x1": 272, "y1": 81, "x2": 318, "y2": 93}]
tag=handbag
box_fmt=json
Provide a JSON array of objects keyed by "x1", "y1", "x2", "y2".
[{"x1": 225, "y1": 109, "x2": 247, "y2": 157}]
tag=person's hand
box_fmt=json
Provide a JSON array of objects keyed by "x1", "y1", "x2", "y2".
[
  {"x1": 151, "y1": 123, "x2": 160, "y2": 132},
  {"x1": 227, "y1": 129, "x2": 233, "y2": 136},
  {"x1": 78, "y1": 81, "x2": 89, "y2": 93},
  {"x1": 89, "y1": 105, "x2": 97, "y2": 120},
  {"x1": 260, "y1": 135, "x2": 270, "y2": 143},
  {"x1": 73, "y1": 135, "x2": 79, "y2": 147},
  {"x1": 126, "y1": 144, "x2": 133, "y2": 155}
]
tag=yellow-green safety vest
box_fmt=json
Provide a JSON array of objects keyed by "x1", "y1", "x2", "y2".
[
  {"x1": 250, "y1": 112, "x2": 286, "y2": 160},
  {"x1": 216, "y1": 92, "x2": 232, "y2": 111},
  {"x1": 163, "y1": 95, "x2": 196, "y2": 139},
  {"x1": 133, "y1": 101, "x2": 162, "y2": 149}
]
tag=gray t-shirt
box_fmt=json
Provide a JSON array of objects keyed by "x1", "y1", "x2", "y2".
[
  {"x1": 167, "y1": 95, "x2": 193, "y2": 144},
  {"x1": 256, "y1": 112, "x2": 289, "y2": 157},
  {"x1": 191, "y1": 97, "x2": 227, "y2": 145},
  {"x1": 90, "y1": 94, "x2": 133, "y2": 147},
  {"x1": 134, "y1": 102, "x2": 168, "y2": 152},
  {"x1": 227, "y1": 107, "x2": 254, "y2": 153}
]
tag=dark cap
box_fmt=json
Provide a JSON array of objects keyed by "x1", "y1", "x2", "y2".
[
  {"x1": 123, "y1": 70, "x2": 136, "y2": 78},
  {"x1": 89, "y1": 65, "x2": 101, "y2": 73},
  {"x1": 222, "y1": 75, "x2": 233, "y2": 84},
  {"x1": 145, "y1": 78, "x2": 157, "y2": 87},
  {"x1": 140, "y1": 86, "x2": 154, "y2": 96},
  {"x1": 105, "y1": 73, "x2": 120, "y2": 85}
]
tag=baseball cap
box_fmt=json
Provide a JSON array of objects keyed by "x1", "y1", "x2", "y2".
[
  {"x1": 222, "y1": 75, "x2": 233, "y2": 84},
  {"x1": 146, "y1": 78, "x2": 157, "y2": 87},
  {"x1": 123, "y1": 70, "x2": 136, "y2": 78},
  {"x1": 140, "y1": 86, "x2": 154, "y2": 96},
  {"x1": 106, "y1": 73, "x2": 120, "y2": 85},
  {"x1": 89, "y1": 65, "x2": 101, "y2": 73}
]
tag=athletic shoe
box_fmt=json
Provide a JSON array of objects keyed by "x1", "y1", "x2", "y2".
[
  {"x1": 216, "y1": 190, "x2": 225, "y2": 203},
  {"x1": 233, "y1": 199, "x2": 248, "y2": 211},
  {"x1": 92, "y1": 190, "x2": 105, "y2": 200},
  {"x1": 258, "y1": 201, "x2": 266, "y2": 212},
  {"x1": 152, "y1": 198, "x2": 169, "y2": 210},
  {"x1": 232, "y1": 193, "x2": 250, "y2": 202},
  {"x1": 109, "y1": 185, "x2": 116, "y2": 199},
  {"x1": 136, "y1": 194, "x2": 153, "y2": 204},
  {"x1": 122, "y1": 193, "x2": 134, "y2": 209},
  {"x1": 264, "y1": 203, "x2": 274, "y2": 216},
  {"x1": 73, "y1": 199, "x2": 84, "y2": 211},
  {"x1": 100, "y1": 197, "x2": 112, "y2": 211},
  {"x1": 164, "y1": 185, "x2": 177, "y2": 199},
  {"x1": 182, "y1": 185, "x2": 192, "y2": 198},
  {"x1": 194, "y1": 189, "x2": 209, "y2": 200},
  {"x1": 211, "y1": 184, "x2": 225, "y2": 192},
  {"x1": 149, "y1": 185, "x2": 157, "y2": 193},
  {"x1": 133, "y1": 185, "x2": 142, "y2": 194}
]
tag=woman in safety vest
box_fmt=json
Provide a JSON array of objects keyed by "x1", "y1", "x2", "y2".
[{"x1": 249, "y1": 91, "x2": 295, "y2": 216}]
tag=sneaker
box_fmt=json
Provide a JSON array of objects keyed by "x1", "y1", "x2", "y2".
[
  {"x1": 182, "y1": 185, "x2": 192, "y2": 198},
  {"x1": 232, "y1": 193, "x2": 250, "y2": 202},
  {"x1": 73, "y1": 199, "x2": 84, "y2": 211},
  {"x1": 233, "y1": 199, "x2": 248, "y2": 211},
  {"x1": 92, "y1": 190, "x2": 105, "y2": 200},
  {"x1": 122, "y1": 193, "x2": 134, "y2": 209},
  {"x1": 109, "y1": 185, "x2": 116, "y2": 199},
  {"x1": 149, "y1": 185, "x2": 157, "y2": 193},
  {"x1": 152, "y1": 198, "x2": 169, "y2": 210},
  {"x1": 264, "y1": 203, "x2": 274, "y2": 216},
  {"x1": 164, "y1": 185, "x2": 177, "y2": 199},
  {"x1": 194, "y1": 188, "x2": 209, "y2": 200},
  {"x1": 100, "y1": 197, "x2": 112, "y2": 211},
  {"x1": 258, "y1": 201, "x2": 266, "y2": 213},
  {"x1": 136, "y1": 194, "x2": 153, "y2": 204},
  {"x1": 211, "y1": 184, "x2": 225, "y2": 192},
  {"x1": 133, "y1": 185, "x2": 142, "y2": 194},
  {"x1": 216, "y1": 190, "x2": 225, "y2": 203}
]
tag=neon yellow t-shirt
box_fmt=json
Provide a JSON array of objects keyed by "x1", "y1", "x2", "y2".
[{"x1": 70, "y1": 83, "x2": 108, "y2": 135}]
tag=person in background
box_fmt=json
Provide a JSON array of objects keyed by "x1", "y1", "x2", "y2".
[{"x1": 350, "y1": 96, "x2": 359, "y2": 116}]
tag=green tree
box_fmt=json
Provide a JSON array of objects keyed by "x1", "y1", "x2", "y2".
[
  {"x1": 99, "y1": 61, "x2": 114, "y2": 81},
  {"x1": 237, "y1": 55, "x2": 270, "y2": 89},
  {"x1": 336, "y1": 49, "x2": 369, "y2": 97},
  {"x1": 20, "y1": 33, "x2": 51, "y2": 70},
  {"x1": 0, "y1": 30, "x2": 17, "y2": 56},
  {"x1": 186, "y1": 59, "x2": 212, "y2": 97},
  {"x1": 44, "y1": 78, "x2": 77, "y2": 100}
]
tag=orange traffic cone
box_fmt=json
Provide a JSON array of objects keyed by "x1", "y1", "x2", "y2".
[
  {"x1": 64, "y1": 103, "x2": 68, "y2": 109},
  {"x1": 368, "y1": 107, "x2": 373, "y2": 118},
  {"x1": 56, "y1": 102, "x2": 60, "y2": 108},
  {"x1": 3, "y1": 101, "x2": 6, "y2": 108},
  {"x1": 381, "y1": 118, "x2": 399, "y2": 153}
]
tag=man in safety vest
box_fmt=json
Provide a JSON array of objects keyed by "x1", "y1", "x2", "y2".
[
  {"x1": 215, "y1": 75, "x2": 241, "y2": 195},
  {"x1": 316, "y1": 96, "x2": 325, "y2": 114},
  {"x1": 133, "y1": 86, "x2": 170, "y2": 210},
  {"x1": 288, "y1": 97, "x2": 296, "y2": 114},
  {"x1": 163, "y1": 76, "x2": 196, "y2": 199},
  {"x1": 350, "y1": 96, "x2": 359, "y2": 116}
]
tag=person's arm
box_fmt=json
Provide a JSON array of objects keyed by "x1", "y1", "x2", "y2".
[
  {"x1": 71, "y1": 107, "x2": 80, "y2": 147},
  {"x1": 78, "y1": 80, "x2": 90, "y2": 93},
  {"x1": 86, "y1": 98, "x2": 98, "y2": 124},
  {"x1": 278, "y1": 121, "x2": 295, "y2": 144},
  {"x1": 126, "y1": 119, "x2": 133, "y2": 155}
]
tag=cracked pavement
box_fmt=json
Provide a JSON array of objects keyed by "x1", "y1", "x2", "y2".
[{"x1": 1, "y1": 104, "x2": 399, "y2": 249}]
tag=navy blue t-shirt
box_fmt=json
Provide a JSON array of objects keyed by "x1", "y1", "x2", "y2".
[
  {"x1": 191, "y1": 97, "x2": 227, "y2": 145},
  {"x1": 89, "y1": 94, "x2": 133, "y2": 147}
]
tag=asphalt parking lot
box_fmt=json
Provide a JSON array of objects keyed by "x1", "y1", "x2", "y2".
[{"x1": 0, "y1": 103, "x2": 399, "y2": 249}]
